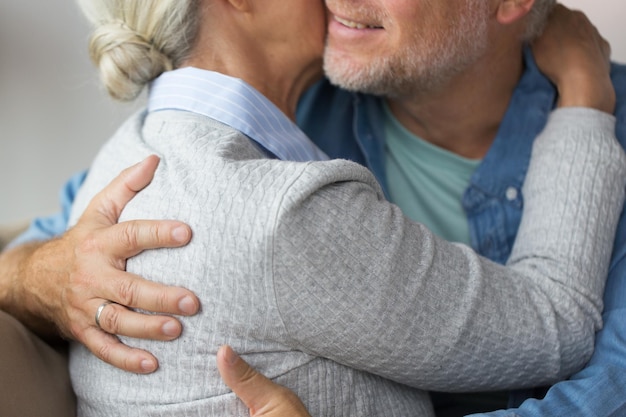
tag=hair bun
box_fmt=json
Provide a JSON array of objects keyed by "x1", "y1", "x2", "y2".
[{"x1": 89, "y1": 21, "x2": 173, "y2": 101}]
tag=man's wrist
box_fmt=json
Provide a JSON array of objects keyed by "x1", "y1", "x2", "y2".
[{"x1": 0, "y1": 240, "x2": 65, "y2": 341}]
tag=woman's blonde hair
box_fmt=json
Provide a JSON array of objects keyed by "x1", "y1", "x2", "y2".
[{"x1": 78, "y1": 0, "x2": 199, "y2": 101}]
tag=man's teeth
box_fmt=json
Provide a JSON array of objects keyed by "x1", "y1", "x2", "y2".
[{"x1": 334, "y1": 15, "x2": 377, "y2": 29}]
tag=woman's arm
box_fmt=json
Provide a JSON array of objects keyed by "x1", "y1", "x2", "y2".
[
  {"x1": 268, "y1": 4, "x2": 624, "y2": 392},
  {"x1": 270, "y1": 106, "x2": 624, "y2": 393},
  {"x1": 468, "y1": 7, "x2": 626, "y2": 417}
]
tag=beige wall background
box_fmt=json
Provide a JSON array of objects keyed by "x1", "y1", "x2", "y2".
[{"x1": 1, "y1": 1, "x2": 625, "y2": 224}]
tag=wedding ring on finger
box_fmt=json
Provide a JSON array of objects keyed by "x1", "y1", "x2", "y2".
[{"x1": 95, "y1": 300, "x2": 116, "y2": 330}]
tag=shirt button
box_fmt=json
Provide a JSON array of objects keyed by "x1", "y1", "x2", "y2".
[{"x1": 505, "y1": 187, "x2": 518, "y2": 201}]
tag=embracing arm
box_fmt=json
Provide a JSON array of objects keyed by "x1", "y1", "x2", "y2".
[
  {"x1": 0, "y1": 156, "x2": 200, "y2": 373},
  {"x1": 269, "y1": 3, "x2": 624, "y2": 392},
  {"x1": 217, "y1": 5, "x2": 625, "y2": 412},
  {"x1": 468, "y1": 7, "x2": 626, "y2": 417},
  {"x1": 0, "y1": 242, "x2": 52, "y2": 337},
  {"x1": 270, "y1": 103, "x2": 625, "y2": 392},
  {"x1": 472, "y1": 255, "x2": 626, "y2": 414}
]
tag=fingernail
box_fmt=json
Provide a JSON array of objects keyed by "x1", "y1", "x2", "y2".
[
  {"x1": 178, "y1": 296, "x2": 198, "y2": 315},
  {"x1": 172, "y1": 225, "x2": 190, "y2": 243},
  {"x1": 162, "y1": 320, "x2": 180, "y2": 337},
  {"x1": 223, "y1": 346, "x2": 239, "y2": 365},
  {"x1": 141, "y1": 359, "x2": 157, "y2": 373}
]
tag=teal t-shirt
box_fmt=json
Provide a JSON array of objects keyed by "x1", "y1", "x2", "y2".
[{"x1": 383, "y1": 103, "x2": 481, "y2": 244}]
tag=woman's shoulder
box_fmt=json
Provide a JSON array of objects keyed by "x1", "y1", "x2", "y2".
[{"x1": 279, "y1": 158, "x2": 383, "y2": 197}]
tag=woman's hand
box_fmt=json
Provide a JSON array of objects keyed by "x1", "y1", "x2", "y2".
[
  {"x1": 217, "y1": 346, "x2": 312, "y2": 417},
  {"x1": 533, "y1": 4, "x2": 615, "y2": 114},
  {"x1": 4, "y1": 155, "x2": 199, "y2": 373}
]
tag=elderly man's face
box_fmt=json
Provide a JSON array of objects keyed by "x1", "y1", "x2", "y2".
[{"x1": 323, "y1": 0, "x2": 492, "y2": 97}]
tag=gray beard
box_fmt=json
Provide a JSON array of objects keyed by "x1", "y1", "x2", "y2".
[{"x1": 323, "y1": 2, "x2": 489, "y2": 98}]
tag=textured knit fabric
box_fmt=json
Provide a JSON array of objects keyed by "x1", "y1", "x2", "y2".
[
  {"x1": 297, "y1": 48, "x2": 626, "y2": 415},
  {"x1": 13, "y1": 48, "x2": 626, "y2": 416},
  {"x1": 67, "y1": 102, "x2": 625, "y2": 416}
]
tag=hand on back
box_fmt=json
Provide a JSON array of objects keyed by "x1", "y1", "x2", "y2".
[{"x1": 19, "y1": 156, "x2": 199, "y2": 373}]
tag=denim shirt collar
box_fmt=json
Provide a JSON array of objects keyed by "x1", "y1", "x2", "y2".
[
  {"x1": 462, "y1": 47, "x2": 557, "y2": 261},
  {"x1": 353, "y1": 94, "x2": 389, "y2": 197},
  {"x1": 298, "y1": 47, "x2": 557, "y2": 261},
  {"x1": 466, "y1": 47, "x2": 556, "y2": 204}
]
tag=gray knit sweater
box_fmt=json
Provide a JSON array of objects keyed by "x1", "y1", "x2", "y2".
[{"x1": 69, "y1": 108, "x2": 626, "y2": 417}]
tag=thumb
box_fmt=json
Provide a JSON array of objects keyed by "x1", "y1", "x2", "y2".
[
  {"x1": 216, "y1": 345, "x2": 311, "y2": 417},
  {"x1": 83, "y1": 155, "x2": 161, "y2": 225}
]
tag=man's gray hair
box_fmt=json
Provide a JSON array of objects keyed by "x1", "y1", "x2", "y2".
[{"x1": 524, "y1": 0, "x2": 557, "y2": 41}]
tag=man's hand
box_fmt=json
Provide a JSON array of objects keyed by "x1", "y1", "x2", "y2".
[
  {"x1": 217, "y1": 345, "x2": 312, "y2": 417},
  {"x1": 0, "y1": 155, "x2": 200, "y2": 373},
  {"x1": 533, "y1": 4, "x2": 615, "y2": 114}
]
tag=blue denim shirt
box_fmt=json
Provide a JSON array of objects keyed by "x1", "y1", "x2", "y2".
[
  {"x1": 297, "y1": 48, "x2": 626, "y2": 416},
  {"x1": 13, "y1": 49, "x2": 626, "y2": 416}
]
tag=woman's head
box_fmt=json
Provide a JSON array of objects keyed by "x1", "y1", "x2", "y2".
[
  {"x1": 78, "y1": 0, "x2": 199, "y2": 101},
  {"x1": 79, "y1": 0, "x2": 326, "y2": 117}
]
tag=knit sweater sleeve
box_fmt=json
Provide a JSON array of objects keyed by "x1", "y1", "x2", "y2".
[{"x1": 270, "y1": 107, "x2": 626, "y2": 392}]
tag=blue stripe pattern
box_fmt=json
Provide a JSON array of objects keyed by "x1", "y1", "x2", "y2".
[{"x1": 148, "y1": 67, "x2": 329, "y2": 162}]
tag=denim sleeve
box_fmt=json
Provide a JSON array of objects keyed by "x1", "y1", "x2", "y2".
[
  {"x1": 469, "y1": 213, "x2": 626, "y2": 417},
  {"x1": 7, "y1": 170, "x2": 87, "y2": 248}
]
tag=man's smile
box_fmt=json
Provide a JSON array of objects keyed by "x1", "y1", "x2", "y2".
[{"x1": 332, "y1": 15, "x2": 382, "y2": 30}]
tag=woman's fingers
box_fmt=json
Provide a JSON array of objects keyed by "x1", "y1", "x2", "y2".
[{"x1": 532, "y1": 5, "x2": 615, "y2": 113}]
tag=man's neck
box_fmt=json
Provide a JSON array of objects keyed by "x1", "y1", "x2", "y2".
[{"x1": 386, "y1": 46, "x2": 525, "y2": 159}]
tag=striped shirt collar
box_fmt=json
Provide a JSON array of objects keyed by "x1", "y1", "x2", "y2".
[{"x1": 148, "y1": 67, "x2": 329, "y2": 162}]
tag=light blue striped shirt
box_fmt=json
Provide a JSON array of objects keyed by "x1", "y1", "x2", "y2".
[{"x1": 148, "y1": 67, "x2": 329, "y2": 162}]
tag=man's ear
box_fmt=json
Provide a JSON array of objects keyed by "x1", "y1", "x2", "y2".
[
  {"x1": 496, "y1": 0, "x2": 535, "y2": 25},
  {"x1": 226, "y1": 0, "x2": 252, "y2": 12}
]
